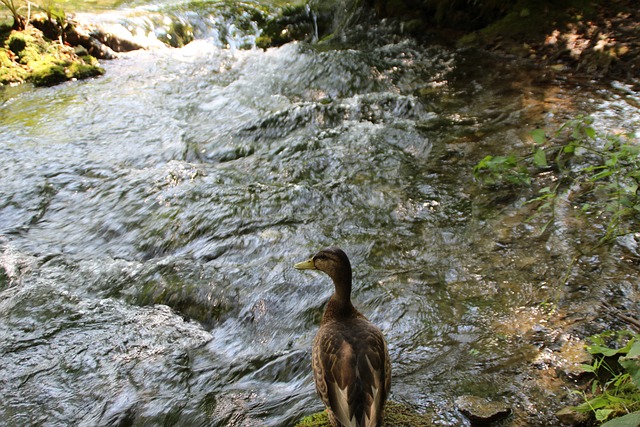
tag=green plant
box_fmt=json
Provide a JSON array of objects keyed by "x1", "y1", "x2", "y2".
[
  {"x1": 571, "y1": 330, "x2": 640, "y2": 425},
  {"x1": 472, "y1": 154, "x2": 530, "y2": 186},
  {"x1": 37, "y1": 0, "x2": 65, "y2": 23},
  {"x1": 1, "y1": 0, "x2": 26, "y2": 30},
  {"x1": 531, "y1": 116, "x2": 639, "y2": 241},
  {"x1": 474, "y1": 115, "x2": 640, "y2": 242}
]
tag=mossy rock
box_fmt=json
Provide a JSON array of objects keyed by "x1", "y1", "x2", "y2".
[
  {"x1": 1, "y1": 25, "x2": 104, "y2": 86},
  {"x1": 160, "y1": 21, "x2": 194, "y2": 48},
  {"x1": 0, "y1": 66, "x2": 21, "y2": 85},
  {"x1": 7, "y1": 31, "x2": 29, "y2": 54},
  {"x1": 30, "y1": 60, "x2": 67, "y2": 86},
  {"x1": 0, "y1": 48, "x2": 13, "y2": 67},
  {"x1": 296, "y1": 411, "x2": 332, "y2": 427},
  {"x1": 67, "y1": 61, "x2": 105, "y2": 80},
  {"x1": 256, "y1": 4, "x2": 318, "y2": 48},
  {"x1": 28, "y1": 59, "x2": 103, "y2": 86},
  {"x1": 6, "y1": 29, "x2": 46, "y2": 64},
  {"x1": 0, "y1": 48, "x2": 28, "y2": 84},
  {"x1": 295, "y1": 402, "x2": 434, "y2": 427}
]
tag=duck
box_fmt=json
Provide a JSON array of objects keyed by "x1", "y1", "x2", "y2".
[{"x1": 295, "y1": 247, "x2": 391, "y2": 427}]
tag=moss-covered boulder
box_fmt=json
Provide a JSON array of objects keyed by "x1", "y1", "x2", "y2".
[
  {"x1": 6, "y1": 30, "x2": 43, "y2": 65},
  {"x1": 30, "y1": 60, "x2": 67, "y2": 86},
  {"x1": 295, "y1": 401, "x2": 435, "y2": 427},
  {"x1": 1, "y1": 25, "x2": 104, "y2": 86}
]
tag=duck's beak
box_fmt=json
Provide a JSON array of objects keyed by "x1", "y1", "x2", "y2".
[{"x1": 294, "y1": 258, "x2": 316, "y2": 270}]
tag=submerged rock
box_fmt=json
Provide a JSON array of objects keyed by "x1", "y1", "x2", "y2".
[{"x1": 455, "y1": 395, "x2": 512, "y2": 425}]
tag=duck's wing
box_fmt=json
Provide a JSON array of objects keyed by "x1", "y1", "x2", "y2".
[
  {"x1": 356, "y1": 326, "x2": 390, "y2": 426},
  {"x1": 313, "y1": 322, "x2": 390, "y2": 427}
]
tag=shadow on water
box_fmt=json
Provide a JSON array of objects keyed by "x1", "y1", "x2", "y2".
[{"x1": 1, "y1": 4, "x2": 639, "y2": 426}]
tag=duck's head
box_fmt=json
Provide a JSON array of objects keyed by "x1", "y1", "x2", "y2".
[
  {"x1": 294, "y1": 247, "x2": 353, "y2": 300},
  {"x1": 294, "y1": 247, "x2": 351, "y2": 276}
]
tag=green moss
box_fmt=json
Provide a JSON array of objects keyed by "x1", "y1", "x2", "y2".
[
  {"x1": 295, "y1": 402, "x2": 435, "y2": 427},
  {"x1": 257, "y1": 4, "x2": 318, "y2": 48},
  {"x1": 1, "y1": 24, "x2": 105, "y2": 86},
  {"x1": 296, "y1": 411, "x2": 332, "y2": 427},
  {"x1": 67, "y1": 61, "x2": 104, "y2": 79},
  {"x1": 7, "y1": 31, "x2": 28, "y2": 53},
  {"x1": 0, "y1": 47, "x2": 28, "y2": 84},
  {"x1": 0, "y1": 64, "x2": 23, "y2": 84},
  {"x1": 164, "y1": 21, "x2": 194, "y2": 48},
  {"x1": 6, "y1": 30, "x2": 46, "y2": 64},
  {"x1": 255, "y1": 35, "x2": 272, "y2": 50},
  {"x1": 30, "y1": 59, "x2": 67, "y2": 86},
  {"x1": 0, "y1": 48, "x2": 12, "y2": 67}
]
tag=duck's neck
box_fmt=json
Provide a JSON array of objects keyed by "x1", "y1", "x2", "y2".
[{"x1": 323, "y1": 273, "x2": 356, "y2": 320}]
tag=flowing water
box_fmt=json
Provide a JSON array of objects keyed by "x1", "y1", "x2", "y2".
[{"x1": 1, "y1": 1, "x2": 639, "y2": 426}]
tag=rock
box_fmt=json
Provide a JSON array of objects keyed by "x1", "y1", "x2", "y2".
[
  {"x1": 455, "y1": 395, "x2": 512, "y2": 425},
  {"x1": 90, "y1": 25, "x2": 145, "y2": 52},
  {"x1": 64, "y1": 22, "x2": 117, "y2": 60},
  {"x1": 73, "y1": 45, "x2": 89, "y2": 57},
  {"x1": 556, "y1": 406, "x2": 591, "y2": 426},
  {"x1": 30, "y1": 61, "x2": 68, "y2": 86}
]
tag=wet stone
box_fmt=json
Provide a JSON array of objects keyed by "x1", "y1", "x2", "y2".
[
  {"x1": 455, "y1": 395, "x2": 512, "y2": 425},
  {"x1": 555, "y1": 406, "x2": 592, "y2": 426}
]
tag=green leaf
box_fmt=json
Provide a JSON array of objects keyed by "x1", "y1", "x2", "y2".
[
  {"x1": 588, "y1": 343, "x2": 625, "y2": 357},
  {"x1": 534, "y1": 148, "x2": 548, "y2": 168},
  {"x1": 612, "y1": 372, "x2": 630, "y2": 388},
  {"x1": 539, "y1": 218, "x2": 553, "y2": 234},
  {"x1": 620, "y1": 352, "x2": 640, "y2": 388},
  {"x1": 600, "y1": 412, "x2": 640, "y2": 427},
  {"x1": 582, "y1": 395, "x2": 613, "y2": 410},
  {"x1": 530, "y1": 129, "x2": 546, "y2": 145},
  {"x1": 629, "y1": 341, "x2": 640, "y2": 358},
  {"x1": 596, "y1": 408, "x2": 614, "y2": 421},
  {"x1": 475, "y1": 155, "x2": 493, "y2": 168},
  {"x1": 579, "y1": 363, "x2": 598, "y2": 373},
  {"x1": 623, "y1": 184, "x2": 638, "y2": 195},
  {"x1": 591, "y1": 169, "x2": 613, "y2": 181},
  {"x1": 585, "y1": 126, "x2": 597, "y2": 139}
]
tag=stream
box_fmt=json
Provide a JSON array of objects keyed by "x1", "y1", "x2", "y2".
[{"x1": 1, "y1": 1, "x2": 639, "y2": 426}]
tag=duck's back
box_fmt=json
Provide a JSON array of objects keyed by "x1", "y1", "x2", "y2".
[{"x1": 312, "y1": 316, "x2": 390, "y2": 427}]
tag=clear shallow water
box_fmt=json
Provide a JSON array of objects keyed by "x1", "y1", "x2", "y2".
[{"x1": 1, "y1": 9, "x2": 639, "y2": 426}]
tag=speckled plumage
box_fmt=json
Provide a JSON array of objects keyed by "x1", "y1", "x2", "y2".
[{"x1": 295, "y1": 247, "x2": 391, "y2": 427}]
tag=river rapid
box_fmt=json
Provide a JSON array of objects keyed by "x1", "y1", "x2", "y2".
[{"x1": 1, "y1": 1, "x2": 639, "y2": 426}]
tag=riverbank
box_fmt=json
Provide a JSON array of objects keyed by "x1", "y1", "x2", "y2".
[
  {"x1": 456, "y1": 0, "x2": 639, "y2": 84},
  {"x1": 0, "y1": 22, "x2": 104, "y2": 86},
  {"x1": 0, "y1": 11, "x2": 170, "y2": 86},
  {"x1": 366, "y1": 0, "x2": 639, "y2": 85},
  {"x1": 2, "y1": 1, "x2": 638, "y2": 87}
]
